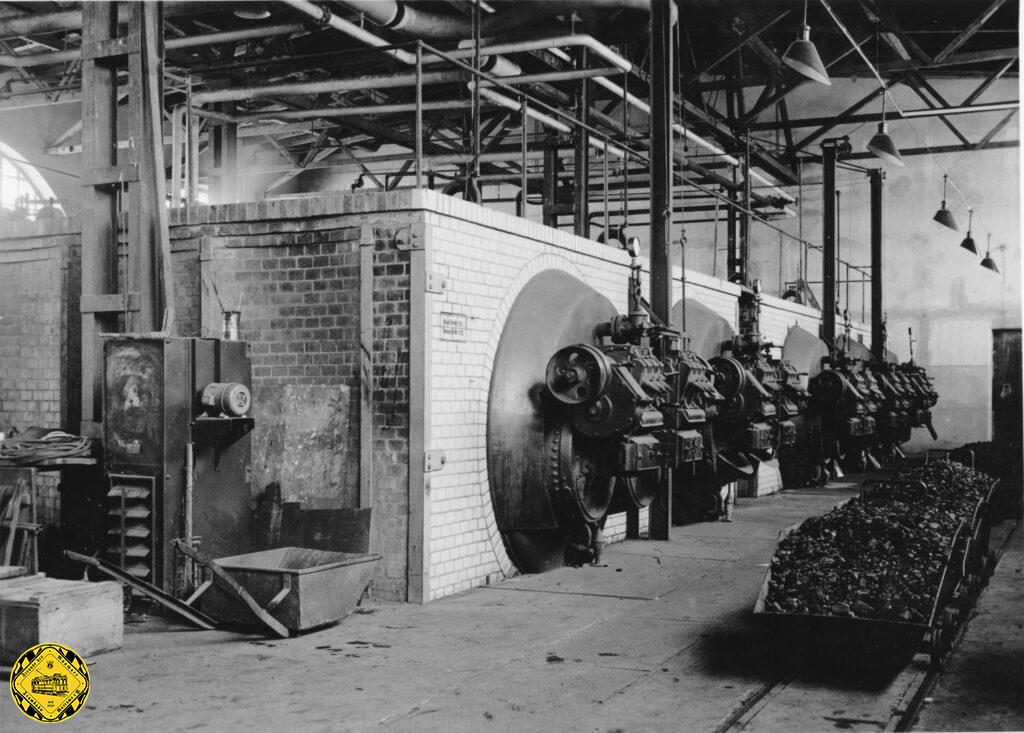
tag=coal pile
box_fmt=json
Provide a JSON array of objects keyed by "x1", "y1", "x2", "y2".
[{"x1": 763, "y1": 461, "x2": 993, "y2": 623}]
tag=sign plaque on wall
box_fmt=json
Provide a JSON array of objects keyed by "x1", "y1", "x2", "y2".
[{"x1": 440, "y1": 312, "x2": 467, "y2": 342}]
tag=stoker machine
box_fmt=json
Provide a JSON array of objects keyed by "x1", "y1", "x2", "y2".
[
  {"x1": 102, "y1": 336, "x2": 254, "y2": 595},
  {"x1": 488, "y1": 245, "x2": 724, "y2": 572}
]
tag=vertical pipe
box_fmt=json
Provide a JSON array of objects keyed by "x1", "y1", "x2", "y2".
[
  {"x1": 602, "y1": 143, "x2": 609, "y2": 244},
  {"x1": 649, "y1": 0, "x2": 674, "y2": 540},
  {"x1": 574, "y1": 47, "x2": 590, "y2": 237},
  {"x1": 740, "y1": 132, "x2": 751, "y2": 286},
  {"x1": 170, "y1": 105, "x2": 182, "y2": 206},
  {"x1": 358, "y1": 228, "x2": 374, "y2": 512},
  {"x1": 188, "y1": 112, "x2": 199, "y2": 204},
  {"x1": 821, "y1": 140, "x2": 837, "y2": 345},
  {"x1": 471, "y1": 2, "x2": 481, "y2": 180},
  {"x1": 869, "y1": 168, "x2": 885, "y2": 359},
  {"x1": 726, "y1": 170, "x2": 738, "y2": 280},
  {"x1": 520, "y1": 97, "x2": 528, "y2": 213},
  {"x1": 542, "y1": 143, "x2": 557, "y2": 227},
  {"x1": 415, "y1": 42, "x2": 423, "y2": 188}
]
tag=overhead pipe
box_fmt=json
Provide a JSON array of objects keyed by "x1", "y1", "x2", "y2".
[
  {"x1": 191, "y1": 66, "x2": 618, "y2": 107},
  {"x1": 279, "y1": 2, "x2": 754, "y2": 191},
  {"x1": 334, "y1": 0, "x2": 662, "y2": 40},
  {"x1": 282, "y1": 0, "x2": 418, "y2": 64},
  {"x1": 280, "y1": 0, "x2": 790, "y2": 209},
  {"x1": 0, "y1": 3, "x2": 238, "y2": 39},
  {"x1": 0, "y1": 23, "x2": 308, "y2": 68},
  {"x1": 474, "y1": 86, "x2": 626, "y2": 159},
  {"x1": 236, "y1": 98, "x2": 471, "y2": 122},
  {"x1": 545, "y1": 47, "x2": 795, "y2": 205},
  {"x1": 192, "y1": 69, "x2": 464, "y2": 105}
]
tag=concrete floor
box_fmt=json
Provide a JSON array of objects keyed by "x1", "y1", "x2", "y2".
[
  {"x1": 915, "y1": 525, "x2": 1024, "y2": 732},
  {"x1": 1, "y1": 482, "x2": 1019, "y2": 733}
]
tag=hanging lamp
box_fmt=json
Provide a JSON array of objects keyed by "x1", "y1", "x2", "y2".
[
  {"x1": 960, "y1": 208, "x2": 977, "y2": 254},
  {"x1": 932, "y1": 174, "x2": 958, "y2": 231},
  {"x1": 980, "y1": 234, "x2": 999, "y2": 273},
  {"x1": 866, "y1": 89, "x2": 904, "y2": 167},
  {"x1": 234, "y1": 5, "x2": 271, "y2": 20},
  {"x1": 782, "y1": 0, "x2": 831, "y2": 86}
]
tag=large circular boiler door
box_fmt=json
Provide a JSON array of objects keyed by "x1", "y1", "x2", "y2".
[
  {"x1": 672, "y1": 298, "x2": 736, "y2": 360},
  {"x1": 486, "y1": 269, "x2": 618, "y2": 573}
]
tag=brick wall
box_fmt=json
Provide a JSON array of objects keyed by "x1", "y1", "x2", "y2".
[
  {"x1": 165, "y1": 195, "x2": 421, "y2": 601},
  {"x1": 0, "y1": 217, "x2": 80, "y2": 526}
]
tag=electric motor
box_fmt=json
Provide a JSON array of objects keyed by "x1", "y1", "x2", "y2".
[{"x1": 200, "y1": 382, "x2": 251, "y2": 417}]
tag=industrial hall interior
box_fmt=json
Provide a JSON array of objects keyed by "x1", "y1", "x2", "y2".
[{"x1": 0, "y1": 0, "x2": 1019, "y2": 731}]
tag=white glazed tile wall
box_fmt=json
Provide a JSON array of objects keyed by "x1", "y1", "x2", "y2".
[{"x1": 417, "y1": 191, "x2": 846, "y2": 600}]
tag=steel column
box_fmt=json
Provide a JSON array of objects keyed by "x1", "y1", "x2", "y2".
[
  {"x1": 542, "y1": 143, "x2": 558, "y2": 227},
  {"x1": 79, "y1": 2, "x2": 119, "y2": 434},
  {"x1": 869, "y1": 169, "x2": 885, "y2": 359},
  {"x1": 573, "y1": 47, "x2": 591, "y2": 237},
  {"x1": 211, "y1": 101, "x2": 238, "y2": 203},
  {"x1": 821, "y1": 139, "x2": 838, "y2": 345},
  {"x1": 649, "y1": 0, "x2": 674, "y2": 539}
]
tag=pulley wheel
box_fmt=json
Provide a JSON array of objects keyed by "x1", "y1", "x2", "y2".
[
  {"x1": 710, "y1": 355, "x2": 746, "y2": 400},
  {"x1": 812, "y1": 369, "x2": 847, "y2": 403},
  {"x1": 546, "y1": 344, "x2": 612, "y2": 406}
]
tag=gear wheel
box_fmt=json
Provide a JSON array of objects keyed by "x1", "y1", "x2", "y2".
[{"x1": 547, "y1": 422, "x2": 614, "y2": 527}]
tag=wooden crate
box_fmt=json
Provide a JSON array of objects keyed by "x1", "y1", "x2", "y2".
[{"x1": 0, "y1": 576, "x2": 123, "y2": 663}]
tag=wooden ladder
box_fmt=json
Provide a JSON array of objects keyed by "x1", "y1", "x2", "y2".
[{"x1": 0, "y1": 477, "x2": 39, "y2": 572}]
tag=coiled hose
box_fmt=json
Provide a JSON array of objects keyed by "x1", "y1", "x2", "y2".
[{"x1": 0, "y1": 428, "x2": 92, "y2": 465}]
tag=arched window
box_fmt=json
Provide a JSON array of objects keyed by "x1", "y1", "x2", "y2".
[{"x1": 0, "y1": 141, "x2": 63, "y2": 221}]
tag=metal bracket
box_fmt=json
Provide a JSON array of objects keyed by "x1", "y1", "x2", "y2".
[
  {"x1": 81, "y1": 292, "x2": 140, "y2": 313},
  {"x1": 396, "y1": 223, "x2": 427, "y2": 251},
  {"x1": 426, "y1": 272, "x2": 449, "y2": 294},
  {"x1": 424, "y1": 451, "x2": 447, "y2": 473}
]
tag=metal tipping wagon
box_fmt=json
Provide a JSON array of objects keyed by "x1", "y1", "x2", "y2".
[{"x1": 753, "y1": 477, "x2": 999, "y2": 667}]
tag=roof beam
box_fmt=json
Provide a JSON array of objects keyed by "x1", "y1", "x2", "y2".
[
  {"x1": 872, "y1": 46, "x2": 1018, "y2": 75},
  {"x1": 838, "y1": 138, "x2": 1017, "y2": 161},
  {"x1": 932, "y1": 0, "x2": 1009, "y2": 63},
  {"x1": 962, "y1": 57, "x2": 1016, "y2": 105},
  {"x1": 973, "y1": 108, "x2": 1018, "y2": 149},
  {"x1": 859, "y1": 0, "x2": 932, "y2": 64},
  {"x1": 905, "y1": 73, "x2": 970, "y2": 146},
  {"x1": 741, "y1": 35, "x2": 872, "y2": 123},
  {"x1": 684, "y1": 9, "x2": 790, "y2": 84},
  {"x1": 746, "y1": 100, "x2": 1019, "y2": 132},
  {"x1": 790, "y1": 83, "x2": 896, "y2": 153}
]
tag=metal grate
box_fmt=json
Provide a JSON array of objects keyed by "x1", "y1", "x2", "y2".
[{"x1": 105, "y1": 474, "x2": 156, "y2": 580}]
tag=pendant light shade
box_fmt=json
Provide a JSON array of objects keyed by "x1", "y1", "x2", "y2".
[
  {"x1": 960, "y1": 208, "x2": 977, "y2": 254},
  {"x1": 933, "y1": 174, "x2": 958, "y2": 231},
  {"x1": 866, "y1": 122, "x2": 905, "y2": 167},
  {"x1": 234, "y1": 5, "x2": 271, "y2": 19},
  {"x1": 783, "y1": 25, "x2": 831, "y2": 86},
  {"x1": 981, "y1": 234, "x2": 999, "y2": 273}
]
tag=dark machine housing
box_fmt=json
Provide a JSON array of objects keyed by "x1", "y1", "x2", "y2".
[{"x1": 102, "y1": 336, "x2": 254, "y2": 594}]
